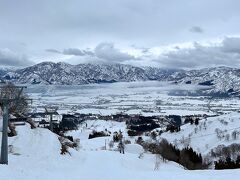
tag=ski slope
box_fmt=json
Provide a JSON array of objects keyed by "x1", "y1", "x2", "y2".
[{"x1": 1, "y1": 115, "x2": 240, "y2": 180}]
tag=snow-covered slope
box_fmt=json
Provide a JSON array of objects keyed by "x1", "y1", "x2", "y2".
[
  {"x1": 1, "y1": 113, "x2": 240, "y2": 179},
  {"x1": 160, "y1": 112, "x2": 240, "y2": 160},
  {"x1": 0, "y1": 124, "x2": 183, "y2": 180}
]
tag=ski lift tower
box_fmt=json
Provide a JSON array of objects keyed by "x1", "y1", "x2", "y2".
[
  {"x1": 44, "y1": 106, "x2": 58, "y2": 132},
  {"x1": 0, "y1": 85, "x2": 27, "y2": 165}
]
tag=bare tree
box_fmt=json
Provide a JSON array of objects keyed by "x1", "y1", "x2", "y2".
[
  {"x1": 0, "y1": 83, "x2": 29, "y2": 116},
  {"x1": 215, "y1": 128, "x2": 224, "y2": 140},
  {"x1": 207, "y1": 97, "x2": 214, "y2": 113},
  {"x1": 225, "y1": 134, "x2": 230, "y2": 141},
  {"x1": 232, "y1": 131, "x2": 238, "y2": 140}
]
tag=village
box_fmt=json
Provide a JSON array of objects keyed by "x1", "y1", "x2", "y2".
[{"x1": 8, "y1": 105, "x2": 209, "y2": 137}]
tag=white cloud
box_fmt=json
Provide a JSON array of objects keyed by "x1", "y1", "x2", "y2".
[
  {"x1": 63, "y1": 48, "x2": 85, "y2": 56},
  {"x1": 0, "y1": 49, "x2": 33, "y2": 67},
  {"x1": 150, "y1": 37, "x2": 240, "y2": 69},
  {"x1": 1, "y1": 1, "x2": 240, "y2": 68},
  {"x1": 222, "y1": 37, "x2": 240, "y2": 53},
  {"x1": 44, "y1": 37, "x2": 240, "y2": 69},
  {"x1": 94, "y1": 43, "x2": 135, "y2": 62}
]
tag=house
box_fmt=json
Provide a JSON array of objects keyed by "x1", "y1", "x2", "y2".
[
  {"x1": 166, "y1": 115, "x2": 182, "y2": 132},
  {"x1": 59, "y1": 114, "x2": 83, "y2": 131},
  {"x1": 29, "y1": 112, "x2": 61, "y2": 127}
]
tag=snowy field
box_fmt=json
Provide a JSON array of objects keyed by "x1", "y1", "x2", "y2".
[
  {"x1": 26, "y1": 81, "x2": 240, "y2": 116},
  {"x1": 1, "y1": 81, "x2": 240, "y2": 179}
]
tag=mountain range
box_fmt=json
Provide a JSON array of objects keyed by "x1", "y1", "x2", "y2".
[{"x1": 1, "y1": 62, "x2": 240, "y2": 96}]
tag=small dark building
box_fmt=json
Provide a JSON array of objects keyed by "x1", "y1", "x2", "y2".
[
  {"x1": 60, "y1": 114, "x2": 80, "y2": 130},
  {"x1": 166, "y1": 115, "x2": 182, "y2": 132}
]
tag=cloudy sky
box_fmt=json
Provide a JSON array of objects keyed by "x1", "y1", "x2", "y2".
[{"x1": 0, "y1": 0, "x2": 240, "y2": 69}]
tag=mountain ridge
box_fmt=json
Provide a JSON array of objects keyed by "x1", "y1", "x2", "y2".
[{"x1": 1, "y1": 62, "x2": 240, "y2": 95}]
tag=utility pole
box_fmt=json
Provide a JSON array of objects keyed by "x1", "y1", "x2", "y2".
[
  {"x1": 1, "y1": 101, "x2": 8, "y2": 165},
  {"x1": 0, "y1": 85, "x2": 27, "y2": 165}
]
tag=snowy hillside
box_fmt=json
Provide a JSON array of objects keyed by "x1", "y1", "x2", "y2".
[
  {"x1": 1, "y1": 112, "x2": 240, "y2": 179},
  {"x1": 160, "y1": 112, "x2": 240, "y2": 157},
  {"x1": 0, "y1": 124, "x2": 184, "y2": 180}
]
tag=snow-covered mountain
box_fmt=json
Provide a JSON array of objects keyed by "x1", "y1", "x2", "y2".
[
  {"x1": 0, "y1": 67, "x2": 14, "y2": 77},
  {"x1": 2, "y1": 62, "x2": 177, "y2": 85},
  {"x1": 168, "y1": 66, "x2": 240, "y2": 95},
  {"x1": 2, "y1": 62, "x2": 240, "y2": 95}
]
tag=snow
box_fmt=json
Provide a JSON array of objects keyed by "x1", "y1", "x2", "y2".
[
  {"x1": 1, "y1": 82, "x2": 240, "y2": 179},
  {"x1": 1, "y1": 114, "x2": 240, "y2": 179},
  {"x1": 26, "y1": 82, "x2": 240, "y2": 117},
  {"x1": 1, "y1": 124, "x2": 240, "y2": 180},
  {"x1": 0, "y1": 124, "x2": 174, "y2": 180},
  {"x1": 160, "y1": 112, "x2": 240, "y2": 155},
  {"x1": 125, "y1": 144, "x2": 144, "y2": 154}
]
